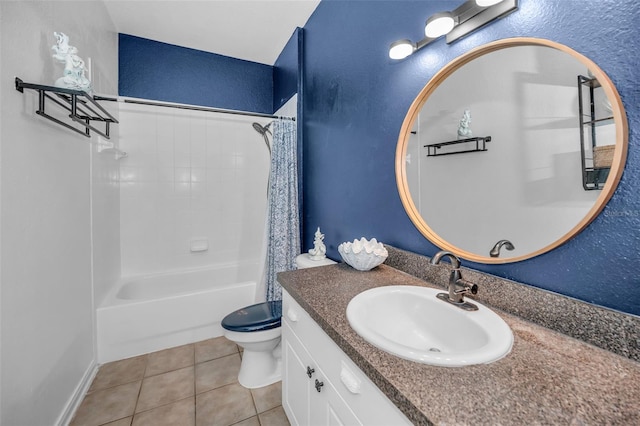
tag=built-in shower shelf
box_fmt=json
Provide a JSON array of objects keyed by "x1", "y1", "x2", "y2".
[
  {"x1": 15, "y1": 77, "x2": 118, "y2": 139},
  {"x1": 424, "y1": 136, "x2": 491, "y2": 157}
]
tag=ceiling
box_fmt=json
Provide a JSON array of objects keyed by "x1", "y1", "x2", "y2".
[{"x1": 103, "y1": 0, "x2": 321, "y2": 65}]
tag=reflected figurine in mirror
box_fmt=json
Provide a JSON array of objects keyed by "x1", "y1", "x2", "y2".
[{"x1": 457, "y1": 109, "x2": 473, "y2": 139}]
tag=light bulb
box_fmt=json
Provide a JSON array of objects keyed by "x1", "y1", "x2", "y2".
[
  {"x1": 476, "y1": 0, "x2": 503, "y2": 6},
  {"x1": 389, "y1": 39, "x2": 414, "y2": 60},
  {"x1": 425, "y1": 12, "x2": 455, "y2": 38}
]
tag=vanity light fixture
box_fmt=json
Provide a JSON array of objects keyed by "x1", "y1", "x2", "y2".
[
  {"x1": 388, "y1": 0, "x2": 518, "y2": 59},
  {"x1": 425, "y1": 12, "x2": 455, "y2": 38},
  {"x1": 389, "y1": 39, "x2": 416, "y2": 60}
]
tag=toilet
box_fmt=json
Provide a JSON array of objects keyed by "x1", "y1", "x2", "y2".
[{"x1": 221, "y1": 254, "x2": 336, "y2": 388}]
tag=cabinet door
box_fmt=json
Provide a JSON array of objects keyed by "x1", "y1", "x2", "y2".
[
  {"x1": 309, "y1": 366, "x2": 362, "y2": 426},
  {"x1": 283, "y1": 322, "x2": 312, "y2": 426},
  {"x1": 283, "y1": 320, "x2": 361, "y2": 426},
  {"x1": 282, "y1": 290, "x2": 412, "y2": 426}
]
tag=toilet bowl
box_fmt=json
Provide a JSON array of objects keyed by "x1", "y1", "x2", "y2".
[
  {"x1": 221, "y1": 254, "x2": 336, "y2": 388},
  {"x1": 222, "y1": 300, "x2": 282, "y2": 388}
]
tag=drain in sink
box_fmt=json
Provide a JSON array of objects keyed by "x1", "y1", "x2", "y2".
[{"x1": 429, "y1": 347, "x2": 441, "y2": 352}]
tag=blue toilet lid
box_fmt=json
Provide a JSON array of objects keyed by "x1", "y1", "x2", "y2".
[{"x1": 221, "y1": 300, "x2": 282, "y2": 332}]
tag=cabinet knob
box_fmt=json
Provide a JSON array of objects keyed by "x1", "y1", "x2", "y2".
[
  {"x1": 315, "y1": 379, "x2": 324, "y2": 393},
  {"x1": 306, "y1": 366, "x2": 315, "y2": 378},
  {"x1": 286, "y1": 308, "x2": 299, "y2": 322}
]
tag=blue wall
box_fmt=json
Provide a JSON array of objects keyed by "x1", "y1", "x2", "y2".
[
  {"x1": 119, "y1": 31, "x2": 301, "y2": 115},
  {"x1": 119, "y1": 34, "x2": 273, "y2": 113},
  {"x1": 273, "y1": 28, "x2": 301, "y2": 112},
  {"x1": 273, "y1": 28, "x2": 306, "y2": 241},
  {"x1": 302, "y1": 0, "x2": 640, "y2": 315}
]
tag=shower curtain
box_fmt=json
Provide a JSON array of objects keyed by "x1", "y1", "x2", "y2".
[{"x1": 264, "y1": 119, "x2": 300, "y2": 301}]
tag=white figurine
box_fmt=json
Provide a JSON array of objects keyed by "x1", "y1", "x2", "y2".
[
  {"x1": 52, "y1": 32, "x2": 92, "y2": 91},
  {"x1": 308, "y1": 227, "x2": 327, "y2": 260},
  {"x1": 457, "y1": 109, "x2": 472, "y2": 140}
]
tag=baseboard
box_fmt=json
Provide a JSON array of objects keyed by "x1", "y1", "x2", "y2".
[{"x1": 56, "y1": 359, "x2": 99, "y2": 426}]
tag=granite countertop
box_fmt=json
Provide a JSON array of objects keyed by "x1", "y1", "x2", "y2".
[{"x1": 278, "y1": 263, "x2": 640, "y2": 425}]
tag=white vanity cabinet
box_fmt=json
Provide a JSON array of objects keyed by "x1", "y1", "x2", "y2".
[{"x1": 282, "y1": 289, "x2": 412, "y2": 426}]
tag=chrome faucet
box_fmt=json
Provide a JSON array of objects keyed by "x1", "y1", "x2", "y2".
[{"x1": 429, "y1": 251, "x2": 478, "y2": 311}]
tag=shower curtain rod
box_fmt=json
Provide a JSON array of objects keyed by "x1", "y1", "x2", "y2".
[{"x1": 93, "y1": 95, "x2": 295, "y2": 121}]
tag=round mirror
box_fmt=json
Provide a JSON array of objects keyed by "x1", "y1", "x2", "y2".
[{"x1": 396, "y1": 38, "x2": 628, "y2": 264}]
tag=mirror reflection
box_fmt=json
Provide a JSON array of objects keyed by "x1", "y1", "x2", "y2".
[{"x1": 398, "y1": 39, "x2": 627, "y2": 263}]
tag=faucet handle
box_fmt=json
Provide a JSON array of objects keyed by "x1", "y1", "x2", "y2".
[{"x1": 455, "y1": 278, "x2": 478, "y2": 295}]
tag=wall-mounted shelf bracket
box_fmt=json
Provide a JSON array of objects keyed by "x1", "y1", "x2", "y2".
[
  {"x1": 15, "y1": 77, "x2": 118, "y2": 139},
  {"x1": 424, "y1": 136, "x2": 491, "y2": 157}
]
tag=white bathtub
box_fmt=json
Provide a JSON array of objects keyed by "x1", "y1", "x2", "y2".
[{"x1": 97, "y1": 263, "x2": 258, "y2": 363}]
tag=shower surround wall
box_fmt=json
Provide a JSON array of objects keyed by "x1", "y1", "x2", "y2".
[
  {"x1": 117, "y1": 29, "x2": 303, "y2": 277},
  {"x1": 119, "y1": 103, "x2": 270, "y2": 276}
]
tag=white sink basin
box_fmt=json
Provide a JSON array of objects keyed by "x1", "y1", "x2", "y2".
[{"x1": 346, "y1": 285, "x2": 513, "y2": 367}]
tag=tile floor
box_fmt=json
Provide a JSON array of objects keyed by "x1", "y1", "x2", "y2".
[{"x1": 70, "y1": 337, "x2": 290, "y2": 426}]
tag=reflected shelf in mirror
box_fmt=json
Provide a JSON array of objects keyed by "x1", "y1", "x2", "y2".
[
  {"x1": 578, "y1": 74, "x2": 616, "y2": 191},
  {"x1": 424, "y1": 136, "x2": 491, "y2": 157}
]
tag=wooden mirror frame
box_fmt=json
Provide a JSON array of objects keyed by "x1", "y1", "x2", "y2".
[{"x1": 395, "y1": 37, "x2": 628, "y2": 264}]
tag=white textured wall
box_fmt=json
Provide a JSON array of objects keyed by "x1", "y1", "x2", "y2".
[
  {"x1": 0, "y1": 1, "x2": 119, "y2": 424},
  {"x1": 412, "y1": 46, "x2": 601, "y2": 257},
  {"x1": 119, "y1": 103, "x2": 271, "y2": 277}
]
